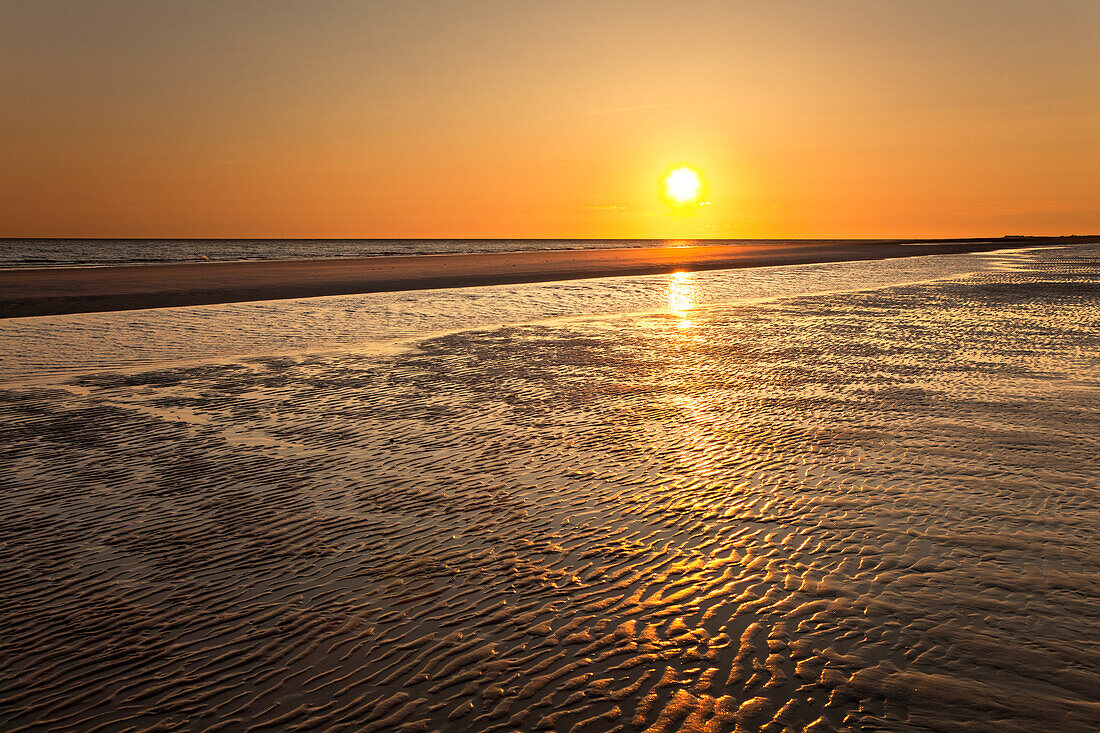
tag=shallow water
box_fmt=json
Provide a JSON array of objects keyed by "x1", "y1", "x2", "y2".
[
  {"x1": 0, "y1": 249, "x2": 1014, "y2": 382},
  {"x1": 1, "y1": 246, "x2": 1098, "y2": 732}
]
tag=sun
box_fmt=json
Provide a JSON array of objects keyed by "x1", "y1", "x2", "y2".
[{"x1": 662, "y1": 166, "x2": 704, "y2": 206}]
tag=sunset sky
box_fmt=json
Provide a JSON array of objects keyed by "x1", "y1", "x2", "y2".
[{"x1": 1, "y1": 0, "x2": 1097, "y2": 239}]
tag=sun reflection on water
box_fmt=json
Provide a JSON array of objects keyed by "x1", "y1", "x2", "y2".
[{"x1": 667, "y1": 271, "x2": 696, "y2": 328}]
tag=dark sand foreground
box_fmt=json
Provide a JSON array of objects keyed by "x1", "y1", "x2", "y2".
[
  {"x1": 2, "y1": 238, "x2": 1088, "y2": 317},
  {"x1": 1, "y1": 245, "x2": 1098, "y2": 732}
]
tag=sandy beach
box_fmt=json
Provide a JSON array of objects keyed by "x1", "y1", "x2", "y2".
[
  {"x1": 2, "y1": 244, "x2": 1098, "y2": 732},
  {"x1": 1, "y1": 238, "x2": 1077, "y2": 318}
]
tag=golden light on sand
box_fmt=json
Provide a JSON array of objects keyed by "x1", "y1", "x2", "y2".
[
  {"x1": 663, "y1": 167, "x2": 704, "y2": 206},
  {"x1": 667, "y1": 270, "x2": 696, "y2": 328}
]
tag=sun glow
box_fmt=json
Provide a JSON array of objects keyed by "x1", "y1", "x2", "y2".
[{"x1": 663, "y1": 167, "x2": 704, "y2": 205}]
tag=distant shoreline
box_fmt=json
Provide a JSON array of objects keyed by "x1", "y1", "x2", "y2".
[
  {"x1": 2, "y1": 237, "x2": 1096, "y2": 318},
  {"x1": 3, "y1": 234, "x2": 1096, "y2": 242},
  {"x1": 1, "y1": 234, "x2": 1096, "y2": 270}
]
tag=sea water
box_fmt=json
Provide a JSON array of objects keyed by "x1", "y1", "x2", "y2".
[
  {"x1": 0, "y1": 237, "x2": 845, "y2": 268},
  {"x1": 0, "y1": 248, "x2": 1015, "y2": 382}
]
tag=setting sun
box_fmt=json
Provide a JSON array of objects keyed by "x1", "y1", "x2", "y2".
[{"x1": 663, "y1": 167, "x2": 704, "y2": 206}]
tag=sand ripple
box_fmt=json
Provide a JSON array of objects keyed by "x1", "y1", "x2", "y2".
[{"x1": 1, "y1": 246, "x2": 1098, "y2": 732}]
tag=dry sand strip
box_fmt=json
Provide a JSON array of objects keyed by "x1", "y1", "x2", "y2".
[{"x1": 0, "y1": 238, "x2": 1085, "y2": 318}]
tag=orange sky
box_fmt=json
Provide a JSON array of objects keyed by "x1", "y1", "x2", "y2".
[{"x1": 1, "y1": 0, "x2": 1097, "y2": 239}]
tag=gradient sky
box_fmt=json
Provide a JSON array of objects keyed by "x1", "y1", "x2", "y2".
[{"x1": 1, "y1": 0, "x2": 1097, "y2": 239}]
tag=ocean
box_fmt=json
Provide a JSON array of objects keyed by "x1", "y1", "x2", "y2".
[
  {"x1": 1, "y1": 244, "x2": 1097, "y2": 732},
  {"x1": 0, "y1": 237, "x2": 1012, "y2": 270},
  {"x1": 0, "y1": 247, "x2": 1009, "y2": 382},
  {"x1": 1, "y1": 238, "x2": 819, "y2": 268}
]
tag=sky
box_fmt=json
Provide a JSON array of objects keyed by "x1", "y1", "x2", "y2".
[{"x1": 1, "y1": 0, "x2": 1097, "y2": 239}]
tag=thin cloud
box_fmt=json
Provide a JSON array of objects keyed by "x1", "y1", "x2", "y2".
[
  {"x1": 576, "y1": 103, "x2": 670, "y2": 116},
  {"x1": 125, "y1": 160, "x2": 255, "y2": 166}
]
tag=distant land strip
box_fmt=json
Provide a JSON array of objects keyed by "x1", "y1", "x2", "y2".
[{"x1": 2, "y1": 236, "x2": 1096, "y2": 318}]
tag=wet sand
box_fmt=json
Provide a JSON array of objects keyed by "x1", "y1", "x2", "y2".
[
  {"x1": 1, "y1": 245, "x2": 1098, "y2": 732},
  {"x1": 0, "y1": 238, "x2": 1068, "y2": 317}
]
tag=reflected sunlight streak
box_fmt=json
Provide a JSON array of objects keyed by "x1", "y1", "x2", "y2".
[{"x1": 667, "y1": 271, "x2": 696, "y2": 328}]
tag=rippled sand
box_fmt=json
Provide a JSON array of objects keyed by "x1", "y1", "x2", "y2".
[{"x1": 2, "y1": 247, "x2": 1098, "y2": 732}]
